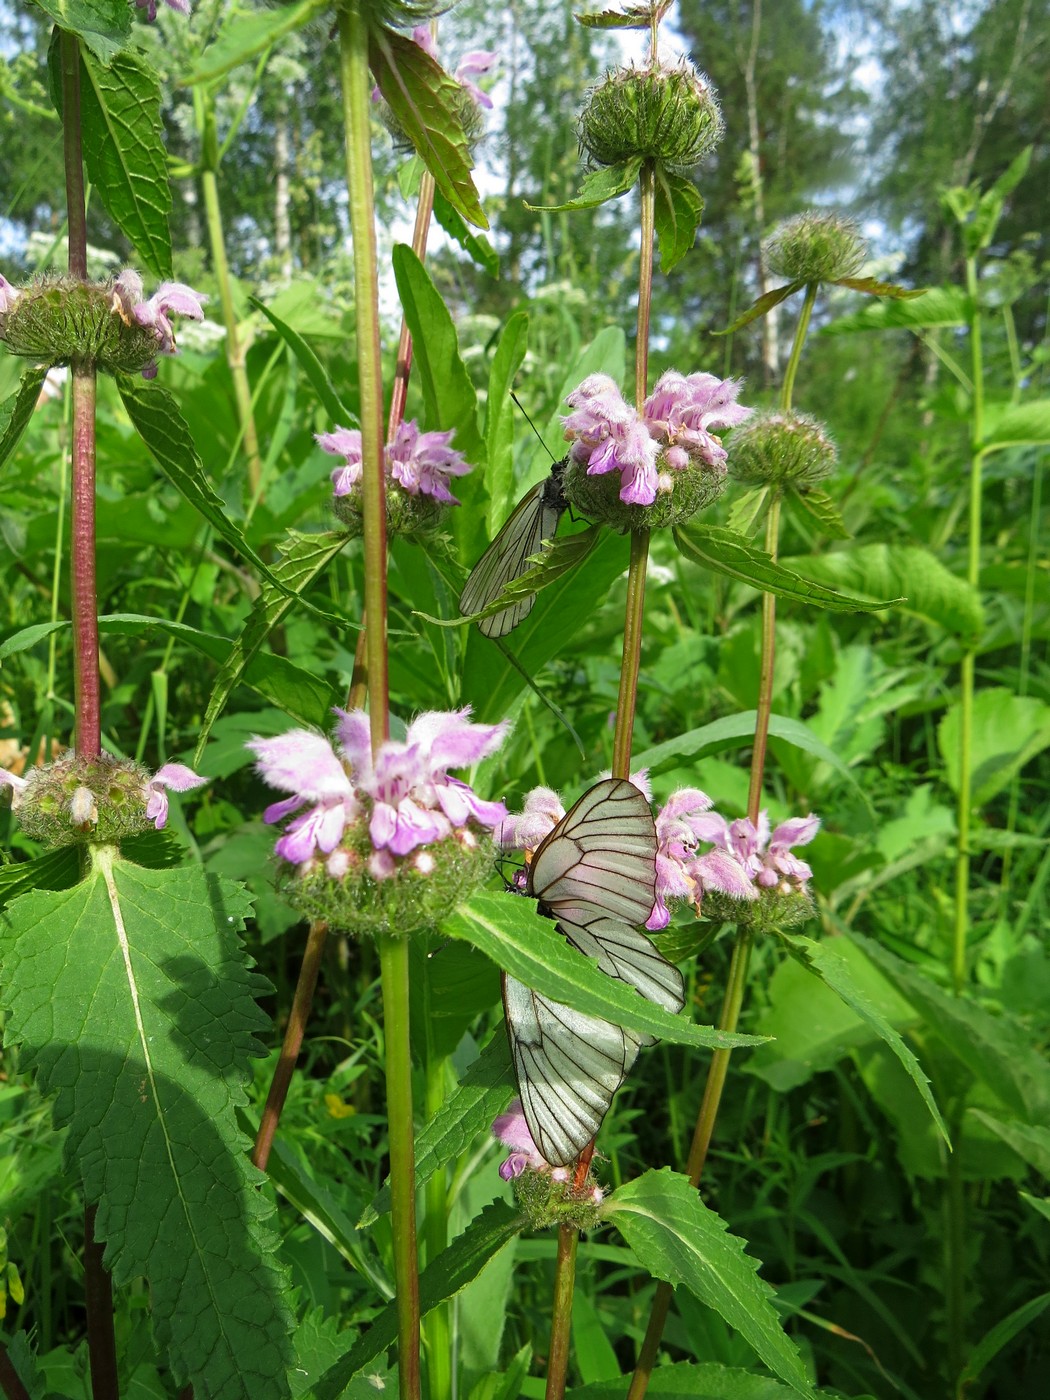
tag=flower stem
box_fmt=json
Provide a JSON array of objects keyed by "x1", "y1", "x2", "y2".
[
  {"x1": 83, "y1": 1205, "x2": 118, "y2": 1400},
  {"x1": 746, "y1": 495, "x2": 781, "y2": 823},
  {"x1": 197, "y1": 90, "x2": 264, "y2": 501},
  {"x1": 60, "y1": 30, "x2": 87, "y2": 279},
  {"x1": 544, "y1": 1223, "x2": 579, "y2": 1400},
  {"x1": 612, "y1": 528, "x2": 651, "y2": 780},
  {"x1": 388, "y1": 168, "x2": 436, "y2": 438},
  {"x1": 339, "y1": 0, "x2": 389, "y2": 752},
  {"x1": 252, "y1": 920, "x2": 329, "y2": 1172},
  {"x1": 779, "y1": 282, "x2": 816, "y2": 412},
  {"x1": 71, "y1": 364, "x2": 100, "y2": 760},
  {"x1": 423, "y1": 980, "x2": 452, "y2": 1400},
  {"x1": 378, "y1": 934, "x2": 421, "y2": 1400},
  {"x1": 634, "y1": 162, "x2": 656, "y2": 406}
]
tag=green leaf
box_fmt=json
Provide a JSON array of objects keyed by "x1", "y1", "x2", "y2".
[
  {"x1": 632, "y1": 711, "x2": 870, "y2": 811},
  {"x1": 434, "y1": 190, "x2": 500, "y2": 277},
  {"x1": 572, "y1": 1289, "x2": 621, "y2": 1382},
  {"x1": 115, "y1": 376, "x2": 279, "y2": 587},
  {"x1": 485, "y1": 312, "x2": 530, "y2": 532},
  {"x1": 0, "y1": 854, "x2": 294, "y2": 1397},
  {"x1": 654, "y1": 170, "x2": 704, "y2": 273},
  {"x1": 1020, "y1": 1193, "x2": 1050, "y2": 1225},
  {"x1": 0, "y1": 847, "x2": 80, "y2": 909},
  {"x1": 33, "y1": 0, "x2": 129, "y2": 64},
  {"x1": 724, "y1": 484, "x2": 771, "y2": 537},
  {"x1": 968, "y1": 1112, "x2": 1050, "y2": 1179},
  {"x1": 434, "y1": 526, "x2": 601, "y2": 627},
  {"x1": 957, "y1": 1289, "x2": 1050, "y2": 1389},
  {"x1": 251, "y1": 297, "x2": 355, "y2": 429},
  {"x1": 854, "y1": 935, "x2": 1050, "y2": 1122},
  {"x1": 361, "y1": 1036, "x2": 514, "y2": 1227},
  {"x1": 983, "y1": 398, "x2": 1050, "y2": 449},
  {"x1": 674, "y1": 525, "x2": 900, "y2": 612},
  {"x1": 832, "y1": 276, "x2": 926, "y2": 299},
  {"x1": 785, "y1": 488, "x2": 850, "y2": 541},
  {"x1": 574, "y1": 8, "x2": 654, "y2": 30},
  {"x1": 782, "y1": 543, "x2": 982, "y2": 638},
  {"x1": 604, "y1": 1169, "x2": 814, "y2": 1396},
  {"x1": 569, "y1": 1361, "x2": 834, "y2": 1398},
  {"x1": 314, "y1": 1200, "x2": 524, "y2": 1394},
  {"x1": 79, "y1": 48, "x2": 172, "y2": 279},
  {"x1": 189, "y1": 0, "x2": 329, "y2": 85},
  {"x1": 821, "y1": 285, "x2": 971, "y2": 334},
  {"x1": 445, "y1": 892, "x2": 765, "y2": 1051},
  {"x1": 194, "y1": 530, "x2": 351, "y2": 761},
  {"x1": 713, "y1": 282, "x2": 801, "y2": 336},
  {"x1": 966, "y1": 146, "x2": 1033, "y2": 254},
  {"x1": 778, "y1": 934, "x2": 948, "y2": 1145},
  {"x1": 0, "y1": 365, "x2": 49, "y2": 474},
  {"x1": 937, "y1": 687, "x2": 1050, "y2": 807},
  {"x1": 526, "y1": 159, "x2": 641, "y2": 212},
  {"x1": 370, "y1": 26, "x2": 486, "y2": 230}
]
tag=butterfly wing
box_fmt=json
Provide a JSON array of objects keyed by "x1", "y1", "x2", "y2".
[
  {"x1": 459, "y1": 462, "x2": 568, "y2": 639},
  {"x1": 502, "y1": 973, "x2": 641, "y2": 1166}
]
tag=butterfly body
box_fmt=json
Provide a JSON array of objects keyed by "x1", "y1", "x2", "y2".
[
  {"x1": 502, "y1": 778, "x2": 685, "y2": 1166},
  {"x1": 459, "y1": 457, "x2": 569, "y2": 638}
]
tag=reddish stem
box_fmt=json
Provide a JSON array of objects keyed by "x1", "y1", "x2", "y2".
[
  {"x1": 0, "y1": 1350, "x2": 32, "y2": 1400},
  {"x1": 84, "y1": 1205, "x2": 119, "y2": 1400},
  {"x1": 71, "y1": 365, "x2": 101, "y2": 758}
]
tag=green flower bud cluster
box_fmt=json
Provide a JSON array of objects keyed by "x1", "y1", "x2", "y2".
[
  {"x1": 284, "y1": 823, "x2": 495, "y2": 938},
  {"x1": 702, "y1": 885, "x2": 816, "y2": 934},
  {"x1": 764, "y1": 213, "x2": 866, "y2": 284},
  {"x1": 510, "y1": 1165, "x2": 606, "y2": 1233},
  {"x1": 0, "y1": 277, "x2": 158, "y2": 375},
  {"x1": 13, "y1": 753, "x2": 156, "y2": 848},
  {"x1": 578, "y1": 61, "x2": 723, "y2": 173},
  {"x1": 563, "y1": 453, "x2": 727, "y2": 533},
  {"x1": 333, "y1": 482, "x2": 449, "y2": 542},
  {"x1": 728, "y1": 410, "x2": 837, "y2": 487}
]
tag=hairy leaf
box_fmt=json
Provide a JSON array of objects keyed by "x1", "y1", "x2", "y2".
[
  {"x1": 604, "y1": 1170, "x2": 814, "y2": 1396},
  {"x1": 526, "y1": 159, "x2": 641, "y2": 212},
  {"x1": 189, "y1": 0, "x2": 329, "y2": 85},
  {"x1": 834, "y1": 276, "x2": 925, "y2": 299},
  {"x1": 34, "y1": 0, "x2": 129, "y2": 64},
  {"x1": 80, "y1": 48, "x2": 172, "y2": 278},
  {"x1": 446, "y1": 892, "x2": 765, "y2": 1051},
  {"x1": 654, "y1": 171, "x2": 704, "y2": 273},
  {"x1": 786, "y1": 488, "x2": 851, "y2": 541},
  {"x1": 0, "y1": 854, "x2": 294, "y2": 1398},
  {"x1": 0, "y1": 366, "x2": 49, "y2": 475}
]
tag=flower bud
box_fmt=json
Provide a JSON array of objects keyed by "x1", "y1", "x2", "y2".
[
  {"x1": 764, "y1": 213, "x2": 866, "y2": 284},
  {"x1": 509, "y1": 1163, "x2": 607, "y2": 1233},
  {"x1": 332, "y1": 483, "x2": 449, "y2": 542},
  {"x1": 0, "y1": 276, "x2": 159, "y2": 375},
  {"x1": 11, "y1": 754, "x2": 160, "y2": 848},
  {"x1": 563, "y1": 451, "x2": 727, "y2": 533},
  {"x1": 728, "y1": 410, "x2": 837, "y2": 487},
  {"x1": 578, "y1": 61, "x2": 723, "y2": 173},
  {"x1": 702, "y1": 885, "x2": 816, "y2": 934}
]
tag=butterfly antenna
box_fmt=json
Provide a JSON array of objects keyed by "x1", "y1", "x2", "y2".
[
  {"x1": 491, "y1": 637, "x2": 586, "y2": 759},
  {"x1": 511, "y1": 391, "x2": 557, "y2": 463}
]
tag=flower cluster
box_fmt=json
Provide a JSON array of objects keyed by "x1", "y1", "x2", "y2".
[
  {"x1": 318, "y1": 420, "x2": 473, "y2": 539},
  {"x1": 112, "y1": 269, "x2": 208, "y2": 378},
  {"x1": 249, "y1": 708, "x2": 508, "y2": 935},
  {"x1": 0, "y1": 755, "x2": 207, "y2": 847},
  {"x1": 561, "y1": 369, "x2": 751, "y2": 527},
  {"x1": 491, "y1": 1101, "x2": 604, "y2": 1229},
  {"x1": 410, "y1": 26, "x2": 498, "y2": 111}
]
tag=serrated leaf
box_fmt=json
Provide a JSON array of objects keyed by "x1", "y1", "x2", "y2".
[
  {"x1": 194, "y1": 530, "x2": 351, "y2": 760},
  {"x1": 115, "y1": 375, "x2": 279, "y2": 586},
  {"x1": 0, "y1": 855, "x2": 294, "y2": 1398},
  {"x1": 527, "y1": 159, "x2": 641, "y2": 213},
  {"x1": 484, "y1": 312, "x2": 530, "y2": 532},
  {"x1": 0, "y1": 366, "x2": 50, "y2": 474},
  {"x1": 983, "y1": 398, "x2": 1050, "y2": 449},
  {"x1": 314, "y1": 1200, "x2": 524, "y2": 1395},
  {"x1": 79, "y1": 47, "x2": 171, "y2": 278},
  {"x1": 0, "y1": 848, "x2": 80, "y2": 910},
  {"x1": 937, "y1": 687, "x2": 1050, "y2": 806},
  {"x1": 445, "y1": 892, "x2": 765, "y2": 1051},
  {"x1": 779, "y1": 933, "x2": 948, "y2": 1145},
  {"x1": 786, "y1": 488, "x2": 850, "y2": 540},
  {"x1": 968, "y1": 1112, "x2": 1050, "y2": 1179},
  {"x1": 569, "y1": 1360, "x2": 835, "y2": 1398},
  {"x1": 822, "y1": 285, "x2": 971, "y2": 334},
  {"x1": 674, "y1": 524, "x2": 900, "y2": 612},
  {"x1": 434, "y1": 190, "x2": 500, "y2": 278},
  {"x1": 189, "y1": 0, "x2": 329, "y2": 85},
  {"x1": 370, "y1": 26, "x2": 486, "y2": 230},
  {"x1": 574, "y1": 7, "x2": 655, "y2": 30},
  {"x1": 251, "y1": 298, "x2": 355, "y2": 429},
  {"x1": 724, "y1": 484, "x2": 770, "y2": 537},
  {"x1": 957, "y1": 1290, "x2": 1050, "y2": 1389},
  {"x1": 654, "y1": 171, "x2": 704, "y2": 273},
  {"x1": 33, "y1": 0, "x2": 129, "y2": 64},
  {"x1": 833, "y1": 277, "x2": 926, "y2": 299},
  {"x1": 604, "y1": 1169, "x2": 814, "y2": 1396},
  {"x1": 713, "y1": 281, "x2": 801, "y2": 336},
  {"x1": 782, "y1": 543, "x2": 981, "y2": 638},
  {"x1": 361, "y1": 1035, "x2": 514, "y2": 1227},
  {"x1": 854, "y1": 935, "x2": 1050, "y2": 1122}
]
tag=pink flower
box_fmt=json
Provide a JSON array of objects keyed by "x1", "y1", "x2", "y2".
[
  {"x1": 499, "y1": 786, "x2": 566, "y2": 850},
  {"x1": 646, "y1": 790, "x2": 758, "y2": 929},
  {"x1": 251, "y1": 708, "x2": 508, "y2": 868},
  {"x1": 492, "y1": 1099, "x2": 549, "y2": 1179},
  {"x1": 563, "y1": 374, "x2": 660, "y2": 507},
  {"x1": 317, "y1": 419, "x2": 473, "y2": 504},
  {"x1": 643, "y1": 370, "x2": 752, "y2": 473},
  {"x1": 0, "y1": 274, "x2": 20, "y2": 315},
  {"x1": 144, "y1": 763, "x2": 208, "y2": 830},
  {"x1": 135, "y1": 0, "x2": 190, "y2": 20},
  {"x1": 698, "y1": 810, "x2": 820, "y2": 893},
  {"x1": 409, "y1": 27, "x2": 498, "y2": 110},
  {"x1": 113, "y1": 268, "x2": 208, "y2": 376},
  {"x1": 316, "y1": 426, "x2": 363, "y2": 496}
]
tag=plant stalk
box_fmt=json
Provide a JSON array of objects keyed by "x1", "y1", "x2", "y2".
[
  {"x1": 780, "y1": 282, "x2": 816, "y2": 412},
  {"x1": 0, "y1": 1349, "x2": 32, "y2": 1400},
  {"x1": 378, "y1": 934, "x2": 421, "y2": 1400},
  {"x1": 71, "y1": 364, "x2": 100, "y2": 760},
  {"x1": 252, "y1": 920, "x2": 329, "y2": 1172},
  {"x1": 544, "y1": 1223, "x2": 579, "y2": 1400},
  {"x1": 60, "y1": 31, "x2": 87, "y2": 279},
  {"x1": 423, "y1": 982, "x2": 452, "y2": 1400},
  {"x1": 83, "y1": 1205, "x2": 119, "y2": 1400}
]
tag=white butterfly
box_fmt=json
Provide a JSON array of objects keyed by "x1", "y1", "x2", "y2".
[
  {"x1": 502, "y1": 778, "x2": 685, "y2": 1166},
  {"x1": 459, "y1": 458, "x2": 568, "y2": 638}
]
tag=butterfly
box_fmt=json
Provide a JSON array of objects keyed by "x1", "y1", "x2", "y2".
[
  {"x1": 459, "y1": 457, "x2": 569, "y2": 638},
  {"x1": 502, "y1": 778, "x2": 685, "y2": 1166}
]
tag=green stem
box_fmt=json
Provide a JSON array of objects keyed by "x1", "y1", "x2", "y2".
[
  {"x1": 544, "y1": 1224, "x2": 579, "y2": 1400},
  {"x1": 946, "y1": 1114, "x2": 966, "y2": 1389},
  {"x1": 611, "y1": 528, "x2": 651, "y2": 780},
  {"x1": 746, "y1": 495, "x2": 781, "y2": 821},
  {"x1": 70, "y1": 367, "x2": 100, "y2": 760},
  {"x1": 339, "y1": 0, "x2": 389, "y2": 752},
  {"x1": 780, "y1": 282, "x2": 816, "y2": 412},
  {"x1": 378, "y1": 934, "x2": 421, "y2": 1400},
  {"x1": 634, "y1": 162, "x2": 656, "y2": 404},
  {"x1": 60, "y1": 30, "x2": 86, "y2": 279},
  {"x1": 423, "y1": 986, "x2": 452, "y2": 1400},
  {"x1": 952, "y1": 253, "x2": 984, "y2": 997}
]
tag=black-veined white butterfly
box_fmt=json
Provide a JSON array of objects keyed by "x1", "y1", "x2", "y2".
[
  {"x1": 502, "y1": 778, "x2": 685, "y2": 1166},
  {"x1": 459, "y1": 457, "x2": 569, "y2": 638}
]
